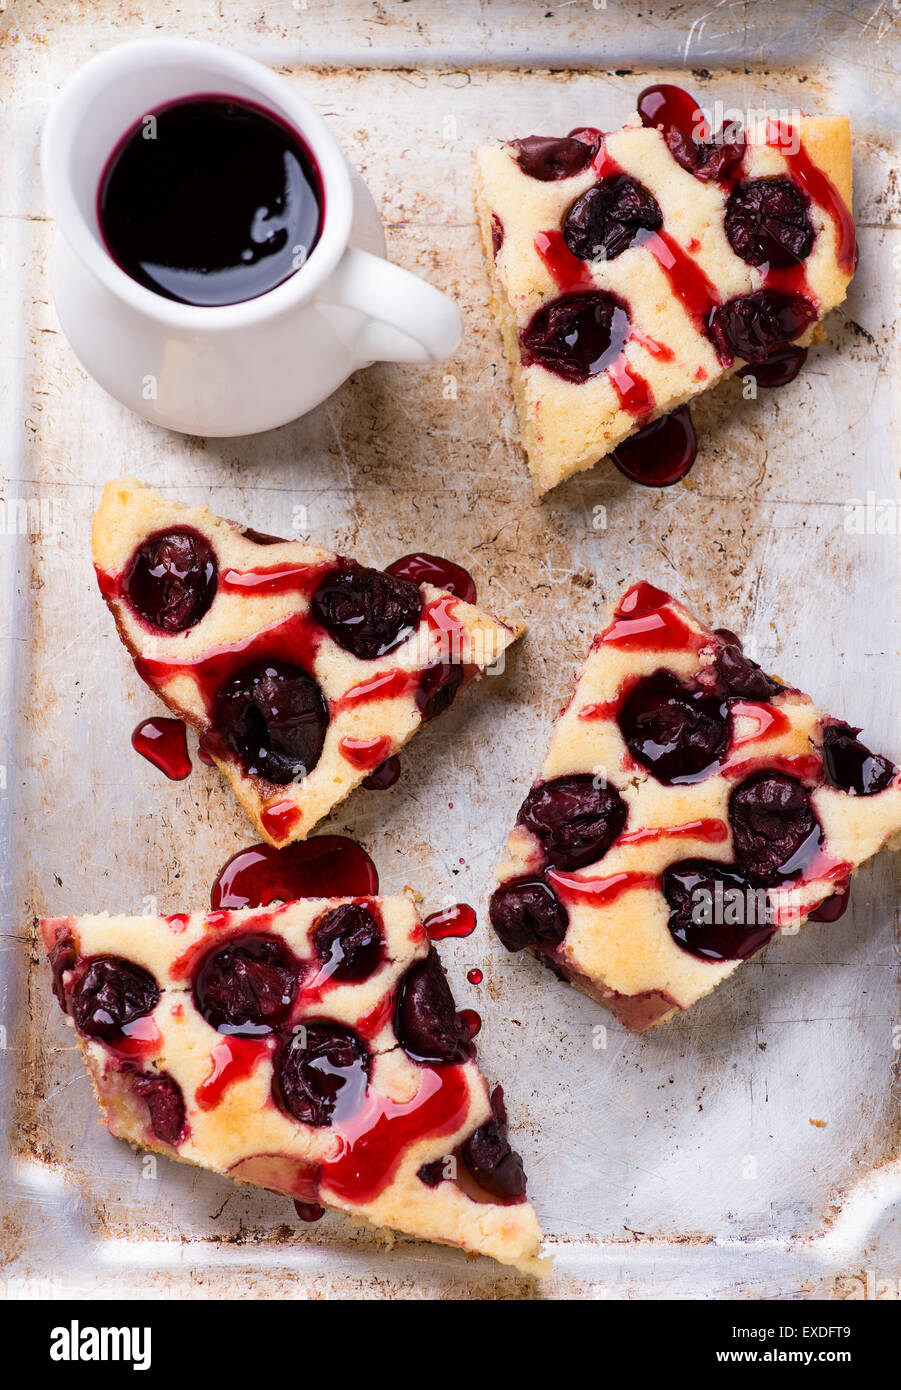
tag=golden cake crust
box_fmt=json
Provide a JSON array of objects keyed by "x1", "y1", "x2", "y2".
[
  {"x1": 475, "y1": 106, "x2": 854, "y2": 494},
  {"x1": 42, "y1": 900, "x2": 546, "y2": 1274},
  {"x1": 492, "y1": 584, "x2": 901, "y2": 1029},
  {"x1": 93, "y1": 478, "x2": 524, "y2": 846}
]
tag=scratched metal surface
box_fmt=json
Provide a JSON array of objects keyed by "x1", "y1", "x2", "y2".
[{"x1": 1, "y1": 0, "x2": 899, "y2": 1300}]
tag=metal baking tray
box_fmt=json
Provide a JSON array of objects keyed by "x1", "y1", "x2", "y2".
[{"x1": 2, "y1": 0, "x2": 899, "y2": 1299}]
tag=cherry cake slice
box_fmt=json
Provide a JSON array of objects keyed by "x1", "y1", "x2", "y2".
[
  {"x1": 474, "y1": 85, "x2": 855, "y2": 494},
  {"x1": 92, "y1": 478, "x2": 523, "y2": 847},
  {"x1": 42, "y1": 897, "x2": 545, "y2": 1273},
  {"x1": 489, "y1": 582, "x2": 901, "y2": 1031}
]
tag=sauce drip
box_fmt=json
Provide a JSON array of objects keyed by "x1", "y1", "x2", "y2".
[
  {"x1": 386, "y1": 553, "x2": 477, "y2": 606},
  {"x1": 600, "y1": 582, "x2": 700, "y2": 652},
  {"x1": 131, "y1": 717, "x2": 191, "y2": 780},
  {"x1": 423, "y1": 904, "x2": 477, "y2": 940},
  {"x1": 210, "y1": 836, "x2": 379, "y2": 910},
  {"x1": 362, "y1": 756, "x2": 401, "y2": 791},
  {"x1": 611, "y1": 406, "x2": 697, "y2": 486}
]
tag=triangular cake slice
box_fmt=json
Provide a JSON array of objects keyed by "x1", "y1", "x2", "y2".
[
  {"x1": 41, "y1": 896, "x2": 545, "y2": 1273},
  {"x1": 474, "y1": 83, "x2": 855, "y2": 493},
  {"x1": 93, "y1": 478, "x2": 523, "y2": 846},
  {"x1": 489, "y1": 582, "x2": 901, "y2": 1031}
]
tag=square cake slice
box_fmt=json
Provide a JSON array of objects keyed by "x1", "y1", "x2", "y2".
[
  {"x1": 93, "y1": 478, "x2": 523, "y2": 846},
  {"x1": 489, "y1": 582, "x2": 901, "y2": 1031},
  {"x1": 474, "y1": 83, "x2": 855, "y2": 493},
  {"x1": 42, "y1": 896, "x2": 545, "y2": 1273}
]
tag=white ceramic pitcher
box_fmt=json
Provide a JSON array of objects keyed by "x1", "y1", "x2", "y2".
[{"x1": 41, "y1": 38, "x2": 463, "y2": 437}]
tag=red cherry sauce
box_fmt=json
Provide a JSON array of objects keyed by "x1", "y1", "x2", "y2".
[
  {"x1": 467, "y1": 968, "x2": 483, "y2": 985},
  {"x1": 219, "y1": 560, "x2": 334, "y2": 597},
  {"x1": 595, "y1": 128, "x2": 722, "y2": 330},
  {"x1": 599, "y1": 582, "x2": 701, "y2": 653},
  {"x1": 260, "y1": 800, "x2": 303, "y2": 843},
  {"x1": 355, "y1": 992, "x2": 397, "y2": 1043},
  {"x1": 534, "y1": 229, "x2": 596, "y2": 293},
  {"x1": 136, "y1": 612, "x2": 324, "y2": 719},
  {"x1": 338, "y1": 735, "x2": 393, "y2": 772},
  {"x1": 728, "y1": 700, "x2": 791, "y2": 749},
  {"x1": 319, "y1": 1065, "x2": 471, "y2": 1206},
  {"x1": 547, "y1": 868, "x2": 658, "y2": 908},
  {"x1": 424, "y1": 904, "x2": 477, "y2": 940},
  {"x1": 107, "y1": 1016, "x2": 163, "y2": 1060},
  {"x1": 333, "y1": 668, "x2": 418, "y2": 714},
  {"x1": 386, "y1": 553, "x2": 477, "y2": 606},
  {"x1": 424, "y1": 593, "x2": 466, "y2": 639},
  {"x1": 765, "y1": 120, "x2": 856, "y2": 275},
  {"x1": 534, "y1": 211, "x2": 655, "y2": 417},
  {"x1": 637, "y1": 83, "x2": 709, "y2": 145},
  {"x1": 641, "y1": 229, "x2": 721, "y2": 335},
  {"x1": 197, "y1": 1035, "x2": 273, "y2": 1109},
  {"x1": 724, "y1": 751, "x2": 824, "y2": 785},
  {"x1": 606, "y1": 354, "x2": 656, "y2": 416},
  {"x1": 460, "y1": 1009, "x2": 482, "y2": 1040},
  {"x1": 611, "y1": 405, "x2": 698, "y2": 486},
  {"x1": 210, "y1": 836, "x2": 379, "y2": 910},
  {"x1": 617, "y1": 818, "x2": 728, "y2": 847},
  {"x1": 131, "y1": 717, "x2": 191, "y2": 780}
]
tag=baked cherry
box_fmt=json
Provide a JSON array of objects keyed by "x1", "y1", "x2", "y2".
[
  {"x1": 518, "y1": 774, "x2": 627, "y2": 869},
  {"x1": 707, "y1": 639, "x2": 783, "y2": 702},
  {"x1": 563, "y1": 175, "x2": 662, "y2": 263},
  {"x1": 637, "y1": 83, "x2": 744, "y2": 182},
  {"x1": 48, "y1": 928, "x2": 77, "y2": 1011},
  {"x1": 312, "y1": 563, "x2": 421, "y2": 660},
  {"x1": 725, "y1": 178, "x2": 814, "y2": 269},
  {"x1": 618, "y1": 672, "x2": 729, "y2": 783},
  {"x1": 362, "y1": 755, "x2": 401, "y2": 790},
  {"x1": 312, "y1": 903, "x2": 383, "y2": 983},
  {"x1": 241, "y1": 527, "x2": 289, "y2": 545},
  {"x1": 132, "y1": 1070, "x2": 187, "y2": 1146},
  {"x1": 417, "y1": 1159, "x2": 447, "y2": 1187},
  {"x1": 741, "y1": 344, "x2": 808, "y2": 388},
  {"x1": 461, "y1": 1119, "x2": 527, "y2": 1201},
  {"x1": 729, "y1": 772, "x2": 821, "y2": 884},
  {"x1": 276, "y1": 1022, "x2": 370, "y2": 1127},
  {"x1": 662, "y1": 859, "x2": 775, "y2": 961},
  {"x1": 490, "y1": 213, "x2": 504, "y2": 256},
  {"x1": 124, "y1": 528, "x2": 217, "y2": 633},
  {"x1": 511, "y1": 132, "x2": 598, "y2": 181},
  {"x1": 193, "y1": 933, "x2": 301, "y2": 1036},
  {"x1": 822, "y1": 722, "x2": 896, "y2": 796},
  {"x1": 394, "y1": 948, "x2": 471, "y2": 1065},
  {"x1": 489, "y1": 879, "x2": 568, "y2": 953},
  {"x1": 520, "y1": 291, "x2": 630, "y2": 384},
  {"x1": 416, "y1": 660, "x2": 465, "y2": 722},
  {"x1": 708, "y1": 289, "x2": 817, "y2": 364},
  {"x1": 70, "y1": 957, "x2": 160, "y2": 1042},
  {"x1": 809, "y1": 885, "x2": 850, "y2": 922},
  {"x1": 212, "y1": 660, "x2": 328, "y2": 784}
]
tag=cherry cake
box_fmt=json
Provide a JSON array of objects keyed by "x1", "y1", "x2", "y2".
[
  {"x1": 489, "y1": 582, "x2": 901, "y2": 1031},
  {"x1": 92, "y1": 478, "x2": 523, "y2": 847},
  {"x1": 474, "y1": 85, "x2": 855, "y2": 493},
  {"x1": 41, "y1": 897, "x2": 545, "y2": 1272}
]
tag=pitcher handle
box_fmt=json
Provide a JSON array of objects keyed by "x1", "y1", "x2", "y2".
[{"x1": 320, "y1": 246, "x2": 463, "y2": 366}]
